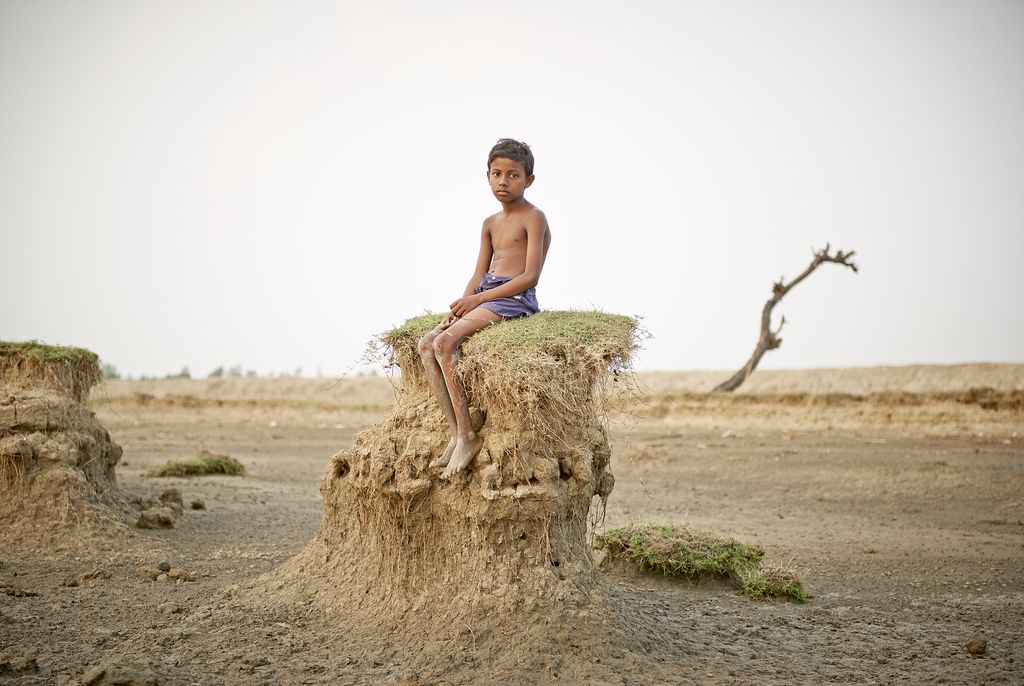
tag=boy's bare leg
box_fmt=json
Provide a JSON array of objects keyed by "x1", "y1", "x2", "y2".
[
  {"x1": 417, "y1": 328, "x2": 460, "y2": 467},
  {"x1": 431, "y1": 307, "x2": 502, "y2": 478}
]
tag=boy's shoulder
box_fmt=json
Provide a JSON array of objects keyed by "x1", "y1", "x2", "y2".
[{"x1": 484, "y1": 203, "x2": 547, "y2": 226}]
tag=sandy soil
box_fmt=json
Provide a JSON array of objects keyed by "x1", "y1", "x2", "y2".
[{"x1": 1, "y1": 365, "x2": 1022, "y2": 685}]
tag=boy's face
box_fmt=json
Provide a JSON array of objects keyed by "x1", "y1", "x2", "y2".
[{"x1": 487, "y1": 157, "x2": 534, "y2": 203}]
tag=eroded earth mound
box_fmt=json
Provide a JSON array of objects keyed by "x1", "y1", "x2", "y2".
[
  {"x1": 0, "y1": 342, "x2": 131, "y2": 555},
  {"x1": 230, "y1": 312, "x2": 653, "y2": 682}
]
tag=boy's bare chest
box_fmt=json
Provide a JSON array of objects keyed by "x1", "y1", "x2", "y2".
[{"x1": 489, "y1": 221, "x2": 527, "y2": 250}]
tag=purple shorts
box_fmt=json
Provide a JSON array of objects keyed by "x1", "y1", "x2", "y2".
[{"x1": 474, "y1": 273, "x2": 540, "y2": 319}]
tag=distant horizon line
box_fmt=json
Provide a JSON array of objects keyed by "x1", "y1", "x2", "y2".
[{"x1": 97, "y1": 359, "x2": 1024, "y2": 382}]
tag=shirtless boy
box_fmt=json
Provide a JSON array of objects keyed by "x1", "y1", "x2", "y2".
[{"x1": 418, "y1": 138, "x2": 551, "y2": 479}]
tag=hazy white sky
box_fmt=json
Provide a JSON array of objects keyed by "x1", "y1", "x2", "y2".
[{"x1": 2, "y1": 0, "x2": 1022, "y2": 377}]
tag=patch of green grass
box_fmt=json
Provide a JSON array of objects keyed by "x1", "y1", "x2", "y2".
[
  {"x1": 379, "y1": 310, "x2": 639, "y2": 419},
  {"x1": 146, "y1": 451, "x2": 247, "y2": 478},
  {"x1": 382, "y1": 310, "x2": 637, "y2": 360},
  {"x1": 0, "y1": 340, "x2": 99, "y2": 366},
  {"x1": 596, "y1": 523, "x2": 809, "y2": 603},
  {"x1": 382, "y1": 313, "x2": 445, "y2": 342},
  {"x1": 737, "y1": 565, "x2": 810, "y2": 602},
  {"x1": 598, "y1": 523, "x2": 764, "y2": 578}
]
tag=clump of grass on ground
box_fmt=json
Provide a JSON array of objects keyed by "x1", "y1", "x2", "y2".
[
  {"x1": 736, "y1": 564, "x2": 810, "y2": 602},
  {"x1": 596, "y1": 523, "x2": 809, "y2": 602},
  {"x1": 146, "y1": 451, "x2": 246, "y2": 477}
]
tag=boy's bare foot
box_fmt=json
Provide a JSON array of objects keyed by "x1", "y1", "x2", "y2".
[
  {"x1": 429, "y1": 438, "x2": 458, "y2": 468},
  {"x1": 441, "y1": 434, "x2": 483, "y2": 478}
]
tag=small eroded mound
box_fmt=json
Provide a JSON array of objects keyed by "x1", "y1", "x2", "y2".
[{"x1": 0, "y1": 342, "x2": 133, "y2": 556}]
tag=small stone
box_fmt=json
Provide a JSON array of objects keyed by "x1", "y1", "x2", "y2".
[
  {"x1": 65, "y1": 568, "x2": 110, "y2": 587},
  {"x1": 966, "y1": 633, "x2": 987, "y2": 656},
  {"x1": 167, "y1": 568, "x2": 190, "y2": 582},
  {"x1": 1, "y1": 583, "x2": 38, "y2": 597},
  {"x1": 156, "y1": 601, "x2": 181, "y2": 614},
  {"x1": 81, "y1": 665, "x2": 106, "y2": 684},
  {"x1": 81, "y1": 662, "x2": 159, "y2": 685},
  {"x1": 159, "y1": 487, "x2": 183, "y2": 506},
  {"x1": 136, "y1": 507, "x2": 175, "y2": 529},
  {"x1": 131, "y1": 495, "x2": 161, "y2": 510},
  {"x1": 190, "y1": 499, "x2": 206, "y2": 510},
  {"x1": 0, "y1": 657, "x2": 38, "y2": 675},
  {"x1": 157, "y1": 560, "x2": 171, "y2": 572},
  {"x1": 15, "y1": 657, "x2": 38, "y2": 672},
  {"x1": 156, "y1": 573, "x2": 169, "y2": 583},
  {"x1": 136, "y1": 567, "x2": 158, "y2": 581}
]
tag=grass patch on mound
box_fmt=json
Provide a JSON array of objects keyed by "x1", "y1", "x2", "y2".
[
  {"x1": 384, "y1": 310, "x2": 637, "y2": 356},
  {"x1": 146, "y1": 451, "x2": 246, "y2": 478},
  {"x1": 0, "y1": 340, "x2": 102, "y2": 400},
  {"x1": 380, "y1": 311, "x2": 641, "y2": 451},
  {"x1": 0, "y1": 340, "x2": 99, "y2": 366},
  {"x1": 596, "y1": 523, "x2": 809, "y2": 602}
]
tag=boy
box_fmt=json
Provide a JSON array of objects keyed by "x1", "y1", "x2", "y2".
[{"x1": 417, "y1": 139, "x2": 551, "y2": 478}]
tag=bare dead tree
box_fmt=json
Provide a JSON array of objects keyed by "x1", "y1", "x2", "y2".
[{"x1": 713, "y1": 244, "x2": 858, "y2": 392}]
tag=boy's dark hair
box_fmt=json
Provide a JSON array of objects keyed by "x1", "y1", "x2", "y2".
[{"x1": 488, "y1": 138, "x2": 534, "y2": 176}]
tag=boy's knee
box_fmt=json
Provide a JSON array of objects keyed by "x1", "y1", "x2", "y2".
[
  {"x1": 417, "y1": 333, "x2": 436, "y2": 357},
  {"x1": 432, "y1": 332, "x2": 456, "y2": 358}
]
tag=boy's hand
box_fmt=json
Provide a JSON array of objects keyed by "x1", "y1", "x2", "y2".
[
  {"x1": 439, "y1": 311, "x2": 457, "y2": 329},
  {"x1": 449, "y1": 295, "x2": 481, "y2": 317}
]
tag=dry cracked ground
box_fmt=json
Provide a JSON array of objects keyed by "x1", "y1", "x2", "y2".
[{"x1": 1, "y1": 367, "x2": 1022, "y2": 685}]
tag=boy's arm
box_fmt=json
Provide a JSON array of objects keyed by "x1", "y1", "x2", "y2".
[
  {"x1": 441, "y1": 221, "x2": 493, "y2": 326},
  {"x1": 450, "y1": 211, "x2": 547, "y2": 316},
  {"x1": 462, "y1": 220, "x2": 494, "y2": 297}
]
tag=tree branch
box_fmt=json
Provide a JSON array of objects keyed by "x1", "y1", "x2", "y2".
[{"x1": 713, "y1": 245, "x2": 857, "y2": 392}]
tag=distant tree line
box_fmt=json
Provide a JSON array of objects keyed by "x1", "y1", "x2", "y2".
[
  {"x1": 100, "y1": 363, "x2": 338, "y2": 381},
  {"x1": 207, "y1": 366, "x2": 257, "y2": 378}
]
